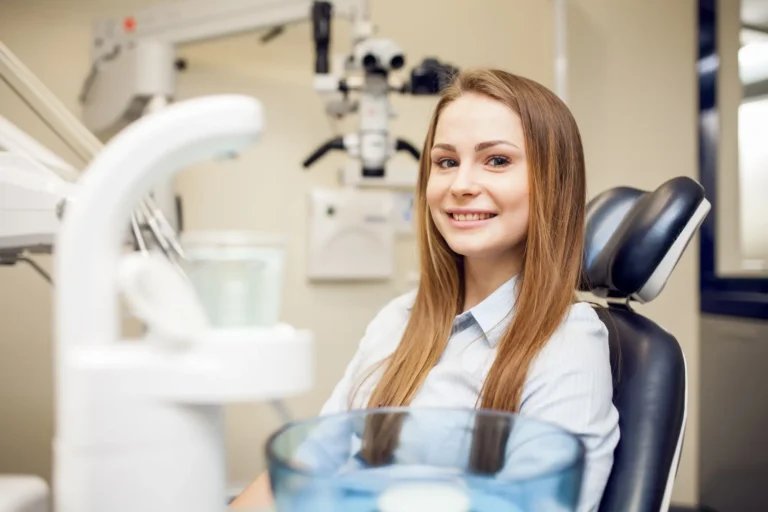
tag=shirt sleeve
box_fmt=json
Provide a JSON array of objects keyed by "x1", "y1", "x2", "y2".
[
  {"x1": 319, "y1": 314, "x2": 387, "y2": 415},
  {"x1": 293, "y1": 290, "x2": 415, "y2": 470},
  {"x1": 318, "y1": 289, "x2": 416, "y2": 415},
  {"x1": 516, "y1": 303, "x2": 620, "y2": 512}
]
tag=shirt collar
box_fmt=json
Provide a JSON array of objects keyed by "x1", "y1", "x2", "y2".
[
  {"x1": 405, "y1": 274, "x2": 519, "y2": 348},
  {"x1": 466, "y1": 275, "x2": 519, "y2": 347}
]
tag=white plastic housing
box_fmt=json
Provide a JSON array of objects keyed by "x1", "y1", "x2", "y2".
[
  {"x1": 54, "y1": 95, "x2": 313, "y2": 512},
  {"x1": 82, "y1": 40, "x2": 176, "y2": 138},
  {"x1": 0, "y1": 152, "x2": 75, "y2": 252}
]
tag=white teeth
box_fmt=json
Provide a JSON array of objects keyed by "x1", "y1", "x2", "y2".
[{"x1": 451, "y1": 212, "x2": 493, "y2": 221}]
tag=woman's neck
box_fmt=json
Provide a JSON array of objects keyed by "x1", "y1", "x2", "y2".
[{"x1": 462, "y1": 252, "x2": 522, "y2": 311}]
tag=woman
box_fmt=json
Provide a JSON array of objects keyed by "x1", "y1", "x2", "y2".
[{"x1": 232, "y1": 68, "x2": 619, "y2": 511}]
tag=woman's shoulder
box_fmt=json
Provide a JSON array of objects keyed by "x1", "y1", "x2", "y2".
[
  {"x1": 560, "y1": 301, "x2": 609, "y2": 340},
  {"x1": 369, "y1": 288, "x2": 418, "y2": 325},
  {"x1": 520, "y1": 301, "x2": 614, "y2": 414},
  {"x1": 385, "y1": 288, "x2": 419, "y2": 312},
  {"x1": 356, "y1": 288, "x2": 417, "y2": 352},
  {"x1": 531, "y1": 302, "x2": 610, "y2": 371}
]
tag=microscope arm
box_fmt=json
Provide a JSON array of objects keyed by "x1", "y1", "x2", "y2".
[
  {"x1": 303, "y1": 137, "x2": 420, "y2": 175},
  {"x1": 395, "y1": 138, "x2": 420, "y2": 160},
  {"x1": 302, "y1": 136, "x2": 345, "y2": 168},
  {"x1": 90, "y1": 0, "x2": 366, "y2": 47},
  {"x1": 81, "y1": 0, "x2": 369, "y2": 137}
]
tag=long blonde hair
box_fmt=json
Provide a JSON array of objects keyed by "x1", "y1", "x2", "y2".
[{"x1": 359, "y1": 69, "x2": 587, "y2": 471}]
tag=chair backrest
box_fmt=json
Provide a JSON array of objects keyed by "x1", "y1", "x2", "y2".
[{"x1": 580, "y1": 177, "x2": 711, "y2": 512}]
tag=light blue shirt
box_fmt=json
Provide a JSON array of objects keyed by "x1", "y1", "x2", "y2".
[{"x1": 298, "y1": 276, "x2": 619, "y2": 511}]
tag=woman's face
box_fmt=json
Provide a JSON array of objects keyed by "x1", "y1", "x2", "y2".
[{"x1": 426, "y1": 93, "x2": 530, "y2": 264}]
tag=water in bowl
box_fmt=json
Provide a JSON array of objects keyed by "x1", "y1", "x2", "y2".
[{"x1": 267, "y1": 408, "x2": 584, "y2": 512}]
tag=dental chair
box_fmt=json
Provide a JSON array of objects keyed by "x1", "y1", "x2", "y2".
[{"x1": 580, "y1": 176, "x2": 711, "y2": 512}]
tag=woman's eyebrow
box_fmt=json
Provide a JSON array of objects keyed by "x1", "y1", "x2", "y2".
[
  {"x1": 431, "y1": 140, "x2": 520, "y2": 152},
  {"x1": 474, "y1": 140, "x2": 520, "y2": 151}
]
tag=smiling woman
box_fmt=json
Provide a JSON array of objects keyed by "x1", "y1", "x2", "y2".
[
  {"x1": 426, "y1": 93, "x2": 530, "y2": 290},
  {"x1": 231, "y1": 69, "x2": 618, "y2": 512}
]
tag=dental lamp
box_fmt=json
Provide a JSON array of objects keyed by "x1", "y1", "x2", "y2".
[{"x1": 78, "y1": 0, "x2": 457, "y2": 227}]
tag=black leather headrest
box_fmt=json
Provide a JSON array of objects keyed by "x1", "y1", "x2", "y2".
[{"x1": 581, "y1": 177, "x2": 711, "y2": 303}]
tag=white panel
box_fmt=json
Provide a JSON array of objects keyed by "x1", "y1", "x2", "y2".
[{"x1": 307, "y1": 187, "x2": 394, "y2": 280}]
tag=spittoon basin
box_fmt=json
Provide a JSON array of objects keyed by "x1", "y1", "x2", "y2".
[{"x1": 265, "y1": 407, "x2": 586, "y2": 512}]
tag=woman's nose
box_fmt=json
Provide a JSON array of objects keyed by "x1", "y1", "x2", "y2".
[{"x1": 449, "y1": 165, "x2": 480, "y2": 196}]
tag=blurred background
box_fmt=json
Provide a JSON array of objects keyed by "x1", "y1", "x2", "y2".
[{"x1": 0, "y1": 0, "x2": 765, "y2": 510}]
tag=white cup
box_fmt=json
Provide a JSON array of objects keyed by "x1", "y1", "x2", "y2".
[{"x1": 181, "y1": 230, "x2": 287, "y2": 328}]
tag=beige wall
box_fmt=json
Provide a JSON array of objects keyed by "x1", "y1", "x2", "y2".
[{"x1": 0, "y1": 0, "x2": 700, "y2": 506}]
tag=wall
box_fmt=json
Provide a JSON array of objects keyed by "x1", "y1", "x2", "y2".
[
  {"x1": 0, "y1": 0, "x2": 700, "y2": 506},
  {"x1": 566, "y1": 0, "x2": 699, "y2": 504}
]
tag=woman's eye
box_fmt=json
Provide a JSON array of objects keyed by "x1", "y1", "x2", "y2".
[
  {"x1": 487, "y1": 156, "x2": 511, "y2": 168},
  {"x1": 436, "y1": 158, "x2": 458, "y2": 169}
]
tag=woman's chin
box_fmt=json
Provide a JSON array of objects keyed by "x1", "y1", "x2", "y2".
[
  {"x1": 446, "y1": 241, "x2": 523, "y2": 266},
  {"x1": 446, "y1": 243, "x2": 497, "y2": 260}
]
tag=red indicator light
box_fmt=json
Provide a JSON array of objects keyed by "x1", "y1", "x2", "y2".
[{"x1": 123, "y1": 16, "x2": 137, "y2": 32}]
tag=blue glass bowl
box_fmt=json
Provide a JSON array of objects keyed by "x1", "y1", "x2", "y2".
[{"x1": 266, "y1": 407, "x2": 585, "y2": 511}]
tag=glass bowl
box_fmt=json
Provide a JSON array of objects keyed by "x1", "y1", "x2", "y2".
[{"x1": 266, "y1": 407, "x2": 585, "y2": 512}]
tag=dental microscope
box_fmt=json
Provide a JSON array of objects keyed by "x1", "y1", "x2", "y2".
[
  {"x1": 78, "y1": 0, "x2": 457, "y2": 233},
  {"x1": 303, "y1": 1, "x2": 457, "y2": 180}
]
